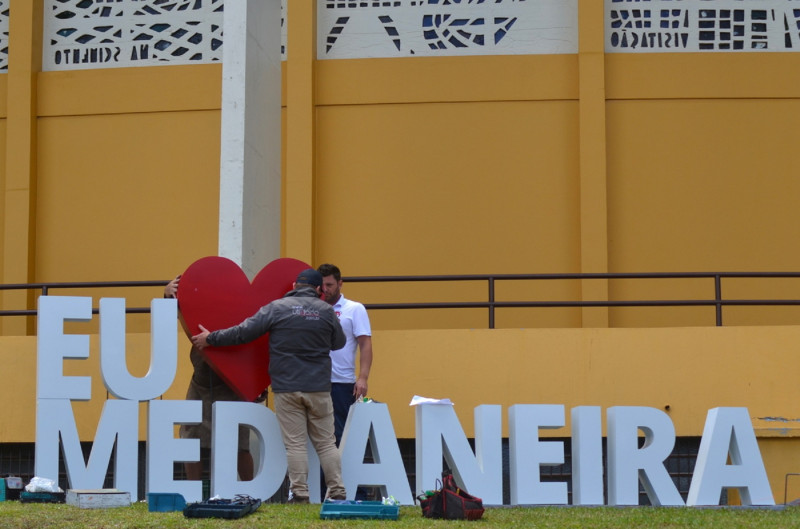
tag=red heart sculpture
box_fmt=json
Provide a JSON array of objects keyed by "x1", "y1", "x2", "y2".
[{"x1": 177, "y1": 256, "x2": 312, "y2": 401}]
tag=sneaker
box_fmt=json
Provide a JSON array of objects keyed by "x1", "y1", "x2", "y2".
[
  {"x1": 328, "y1": 493, "x2": 347, "y2": 501},
  {"x1": 287, "y1": 495, "x2": 310, "y2": 504}
]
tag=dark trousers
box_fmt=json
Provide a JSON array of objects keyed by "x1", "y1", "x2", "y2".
[{"x1": 331, "y1": 382, "x2": 356, "y2": 445}]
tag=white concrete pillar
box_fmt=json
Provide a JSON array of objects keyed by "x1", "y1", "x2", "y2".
[{"x1": 219, "y1": 0, "x2": 282, "y2": 279}]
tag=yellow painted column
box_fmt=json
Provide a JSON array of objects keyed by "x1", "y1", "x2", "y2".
[
  {"x1": 284, "y1": 0, "x2": 316, "y2": 264},
  {"x1": 578, "y1": 0, "x2": 609, "y2": 328},
  {"x1": 2, "y1": 1, "x2": 43, "y2": 335}
]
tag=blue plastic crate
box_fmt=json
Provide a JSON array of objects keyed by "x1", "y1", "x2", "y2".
[
  {"x1": 319, "y1": 500, "x2": 399, "y2": 520},
  {"x1": 147, "y1": 492, "x2": 186, "y2": 512}
]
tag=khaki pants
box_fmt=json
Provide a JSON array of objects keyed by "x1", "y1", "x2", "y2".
[{"x1": 274, "y1": 391, "x2": 346, "y2": 499}]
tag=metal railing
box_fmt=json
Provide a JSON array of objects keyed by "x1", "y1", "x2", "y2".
[
  {"x1": 2, "y1": 272, "x2": 800, "y2": 328},
  {"x1": 0, "y1": 280, "x2": 169, "y2": 316},
  {"x1": 345, "y1": 271, "x2": 800, "y2": 327}
]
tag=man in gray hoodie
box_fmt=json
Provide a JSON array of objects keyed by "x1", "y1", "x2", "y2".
[{"x1": 191, "y1": 268, "x2": 347, "y2": 503}]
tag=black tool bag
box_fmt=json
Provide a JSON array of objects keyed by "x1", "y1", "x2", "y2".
[{"x1": 419, "y1": 472, "x2": 485, "y2": 521}]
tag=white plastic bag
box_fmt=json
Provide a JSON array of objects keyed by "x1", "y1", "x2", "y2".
[{"x1": 24, "y1": 477, "x2": 63, "y2": 493}]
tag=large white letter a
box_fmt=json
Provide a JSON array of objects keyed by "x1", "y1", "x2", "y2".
[{"x1": 687, "y1": 407, "x2": 774, "y2": 506}]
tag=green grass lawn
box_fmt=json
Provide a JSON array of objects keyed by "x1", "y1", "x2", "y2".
[{"x1": 1, "y1": 501, "x2": 800, "y2": 529}]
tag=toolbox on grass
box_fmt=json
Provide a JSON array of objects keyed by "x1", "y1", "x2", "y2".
[
  {"x1": 20, "y1": 491, "x2": 66, "y2": 503},
  {"x1": 319, "y1": 500, "x2": 399, "y2": 520}
]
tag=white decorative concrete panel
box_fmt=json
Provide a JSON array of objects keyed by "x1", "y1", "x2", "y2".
[
  {"x1": 281, "y1": 0, "x2": 287, "y2": 59},
  {"x1": 0, "y1": 0, "x2": 8, "y2": 71},
  {"x1": 42, "y1": 0, "x2": 224, "y2": 71},
  {"x1": 607, "y1": 0, "x2": 800, "y2": 53},
  {"x1": 317, "y1": 0, "x2": 578, "y2": 59},
  {"x1": 35, "y1": 0, "x2": 800, "y2": 73}
]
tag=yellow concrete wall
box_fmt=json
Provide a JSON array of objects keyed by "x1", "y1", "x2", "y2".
[
  {"x1": 314, "y1": 56, "x2": 581, "y2": 330},
  {"x1": 2, "y1": 2, "x2": 41, "y2": 336},
  {"x1": 2, "y1": 66, "x2": 225, "y2": 335},
  {"x1": 0, "y1": 83, "x2": 6, "y2": 318},
  {"x1": 761, "y1": 439, "x2": 800, "y2": 505},
  {"x1": 0, "y1": 75, "x2": 6, "y2": 116},
  {"x1": 0, "y1": 332, "x2": 194, "y2": 443},
  {"x1": 36, "y1": 110, "x2": 221, "y2": 283},
  {"x1": 606, "y1": 54, "x2": 800, "y2": 328},
  {"x1": 4, "y1": 325, "x2": 798, "y2": 501},
  {"x1": 2, "y1": 6, "x2": 800, "y2": 333},
  {"x1": 0, "y1": 107, "x2": 5, "y2": 330},
  {"x1": 29, "y1": 66, "x2": 223, "y2": 334},
  {"x1": 369, "y1": 326, "x2": 800, "y2": 439},
  {"x1": 1, "y1": 0, "x2": 800, "y2": 503},
  {"x1": 11, "y1": 325, "x2": 799, "y2": 440}
]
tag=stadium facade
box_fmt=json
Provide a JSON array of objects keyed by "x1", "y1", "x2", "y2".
[{"x1": 1, "y1": 0, "x2": 800, "y2": 505}]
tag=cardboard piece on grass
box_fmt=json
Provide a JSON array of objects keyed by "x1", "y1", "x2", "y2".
[{"x1": 178, "y1": 256, "x2": 311, "y2": 402}]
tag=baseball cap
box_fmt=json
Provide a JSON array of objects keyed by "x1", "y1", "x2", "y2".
[{"x1": 295, "y1": 268, "x2": 323, "y2": 288}]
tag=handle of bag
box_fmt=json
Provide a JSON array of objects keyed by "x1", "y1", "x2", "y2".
[{"x1": 417, "y1": 478, "x2": 443, "y2": 504}]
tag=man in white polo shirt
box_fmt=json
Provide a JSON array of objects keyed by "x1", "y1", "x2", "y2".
[{"x1": 317, "y1": 263, "x2": 373, "y2": 445}]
